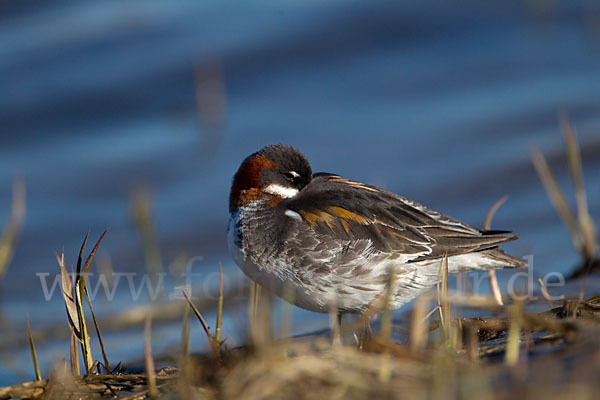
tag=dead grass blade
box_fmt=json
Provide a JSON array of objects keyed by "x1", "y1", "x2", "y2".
[
  {"x1": 422, "y1": 305, "x2": 440, "y2": 323},
  {"x1": 69, "y1": 327, "x2": 80, "y2": 376},
  {"x1": 216, "y1": 262, "x2": 224, "y2": 344},
  {"x1": 26, "y1": 314, "x2": 41, "y2": 381},
  {"x1": 84, "y1": 289, "x2": 110, "y2": 373},
  {"x1": 254, "y1": 282, "x2": 262, "y2": 319},
  {"x1": 533, "y1": 116, "x2": 598, "y2": 295},
  {"x1": 436, "y1": 256, "x2": 444, "y2": 328},
  {"x1": 379, "y1": 267, "x2": 397, "y2": 342},
  {"x1": 144, "y1": 315, "x2": 158, "y2": 399},
  {"x1": 56, "y1": 249, "x2": 80, "y2": 338},
  {"x1": 182, "y1": 290, "x2": 213, "y2": 345},
  {"x1": 488, "y1": 270, "x2": 504, "y2": 306},
  {"x1": 560, "y1": 112, "x2": 597, "y2": 261},
  {"x1": 436, "y1": 253, "x2": 450, "y2": 339},
  {"x1": 463, "y1": 319, "x2": 480, "y2": 362},
  {"x1": 74, "y1": 232, "x2": 93, "y2": 373},
  {"x1": 505, "y1": 300, "x2": 523, "y2": 366},
  {"x1": 80, "y1": 231, "x2": 106, "y2": 287},
  {"x1": 130, "y1": 190, "x2": 163, "y2": 281},
  {"x1": 531, "y1": 149, "x2": 582, "y2": 252},
  {"x1": 0, "y1": 178, "x2": 26, "y2": 281},
  {"x1": 248, "y1": 281, "x2": 256, "y2": 323},
  {"x1": 484, "y1": 196, "x2": 508, "y2": 231},
  {"x1": 537, "y1": 278, "x2": 555, "y2": 309},
  {"x1": 180, "y1": 298, "x2": 191, "y2": 356},
  {"x1": 76, "y1": 231, "x2": 89, "y2": 276},
  {"x1": 376, "y1": 268, "x2": 398, "y2": 382},
  {"x1": 178, "y1": 299, "x2": 193, "y2": 400},
  {"x1": 77, "y1": 230, "x2": 107, "y2": 322},
  {"x1": 75, "y1": 283, "x2": 93, "y2": 374},
  {"x1": 409, "y1": 294, "x2": 430, "y2": 353},
  {"x1": 441, "y1": 254, "x2": 451, "y2": 344},
  {"x1": 484, "y1": 196, "x2": 508, "y2": 305}
]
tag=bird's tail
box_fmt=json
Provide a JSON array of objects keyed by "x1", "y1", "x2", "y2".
[
  {"x1": 478, "y1": 247, "x2": 526, "y2": 269},
  {"x1": 442, "y1": 247, "x2": 526, "y2": 274}
]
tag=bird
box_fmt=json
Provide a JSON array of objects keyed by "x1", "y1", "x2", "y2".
[{"x1": 227, "y1": 144, "x2": 525, "y2": 315}]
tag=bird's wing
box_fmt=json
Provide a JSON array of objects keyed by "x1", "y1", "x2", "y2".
[{"x1": 283, "y1": 174, "x2": 517, "y2": 262}]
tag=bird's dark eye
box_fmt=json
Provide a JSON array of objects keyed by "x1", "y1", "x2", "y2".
[{"x1": 284, "y1": 171, "x2": 300, "y2": 182}]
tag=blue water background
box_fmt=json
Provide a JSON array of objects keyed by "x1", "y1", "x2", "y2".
[{"x1": 1, "y1": 0, "x2": 600, "y2": 385}]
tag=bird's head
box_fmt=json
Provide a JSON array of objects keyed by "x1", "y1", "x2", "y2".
[{"x1": 229, "y1": 144, "x2": 312, "y2": 213}]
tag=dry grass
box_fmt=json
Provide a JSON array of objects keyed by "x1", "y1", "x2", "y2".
[
  {"x1": 130, "y1": 190, "x2": 164, "y2": 282},
  {"x1": 532, "y1": 112, "x2": 598, "y2": 283},
  {"x1": 55, "y1": 231, "x2": 106, "y2": 375},
  {"x1": 6, "y1": 290, "x2": 600, "y2": 399},
  {"x1": 7, "y1": 223, "x2": 598, "y2": 399},
  {"x1": 484, "y1": 196, "x2": 509, "y2": 306},
  {"x1": 25, "y1": 315, "x2": 41, "y2": 382},
  {"x1": 0, "y1": 179, "x2": 25, "y2": 283}
]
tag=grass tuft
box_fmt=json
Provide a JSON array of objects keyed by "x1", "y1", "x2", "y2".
[
  {"x1": 26, "y1": 314, "x2": 41, "y2": 381},
  {"x1": 56, "y1": 231, "x2": 106, "y2": 375}
]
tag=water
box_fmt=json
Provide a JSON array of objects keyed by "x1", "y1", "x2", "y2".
[{"x1": 1, "y1": 0, "x2": 600, "y2": 386}]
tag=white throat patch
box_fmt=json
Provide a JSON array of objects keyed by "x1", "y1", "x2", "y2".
[{"x1": 264, "y1": 184, "x2": 299, "y2": 198}]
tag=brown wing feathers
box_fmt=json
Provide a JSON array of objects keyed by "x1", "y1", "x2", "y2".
[{"x1": 285, "y1": 175, "x2": 518, "y2": 261}]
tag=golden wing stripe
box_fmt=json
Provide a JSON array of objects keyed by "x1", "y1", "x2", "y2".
[{"x1": 328, "y1": 176, "x2": 379, "y2": 192}]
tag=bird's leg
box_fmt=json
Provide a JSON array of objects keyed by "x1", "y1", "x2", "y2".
[
  {"x1": 330, "y1": 311, "x2": 343, "y2": 344},
  {"x1": 365, "y1": 314, "x2": 374, "y2": 337}
]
